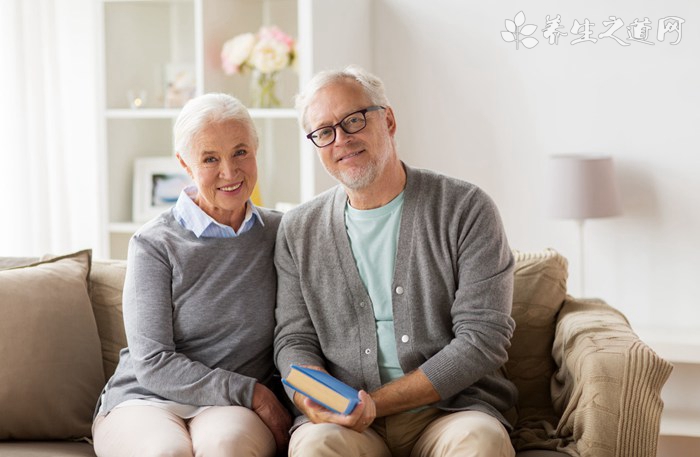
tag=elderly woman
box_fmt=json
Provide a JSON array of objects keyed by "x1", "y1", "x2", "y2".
[{"x1": 92, "y1": 93, "x2": 291, "y2": 457}]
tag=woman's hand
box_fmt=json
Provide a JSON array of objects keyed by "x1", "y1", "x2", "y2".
[
  {"x1": 295, "y1": 389, "x2": 377, "y2": 433},
  {"x1": 251, "y1": 383, "x2": 292, "y2": 454}
]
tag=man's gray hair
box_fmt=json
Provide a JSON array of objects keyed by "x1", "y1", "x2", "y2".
[
  {"x1": 173, "y1": 93, "x2": 258, "y2": 162},
  {"x1": 295, "y1": 65, "x2": 390, "y2": 132}
]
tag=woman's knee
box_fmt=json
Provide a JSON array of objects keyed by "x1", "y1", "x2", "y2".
[
  {"x1": 189, "y1": 406, "x2": 275, "y2": 457},
  {"x1": 94, "y1": 430, "x2": 192, "y2": 457},
  {"x1": 92, "y1": 408, "x2": 192, "y2": 457}
]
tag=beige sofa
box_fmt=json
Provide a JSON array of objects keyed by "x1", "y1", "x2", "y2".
[{"x1": 0, "y1": 249, "x2": 672, "y2": 457}]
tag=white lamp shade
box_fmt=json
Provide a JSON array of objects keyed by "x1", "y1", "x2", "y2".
[{"x1": 547, "y1": 154, "x2": 622, "y2": 220}]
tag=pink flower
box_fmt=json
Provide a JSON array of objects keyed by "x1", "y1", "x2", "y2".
[
  {"x1": 221, "y1": 25, "x2": 295, "y2": 75},
  {"x1": 221, "y1": 33, "x2": 256, "y2": 75},
  {"x1": 258, "y1": 26, "x2": 295, "y2": 51}
]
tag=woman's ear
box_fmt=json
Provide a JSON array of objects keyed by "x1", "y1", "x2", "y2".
[{"x1": 176, "y1": 153, "x2": 194, "y2": 180}]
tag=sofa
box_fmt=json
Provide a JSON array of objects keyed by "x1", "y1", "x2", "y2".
[{"x1": 0, "y1": 248, "x2": 672, "y2": 457}]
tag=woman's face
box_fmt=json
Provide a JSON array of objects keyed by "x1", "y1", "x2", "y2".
[{"x1": 178, "y1": 119, "x2": 258, "y2": 228}]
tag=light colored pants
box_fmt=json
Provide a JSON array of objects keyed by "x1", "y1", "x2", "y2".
[
  {"x1": 289, "y1": 408, "x2": 515, "y2": 457},
  {"x1": 93, "y1": 405, "x2": 276, "y2": 457}
]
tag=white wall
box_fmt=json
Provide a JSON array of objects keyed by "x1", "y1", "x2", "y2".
[{"x1": 372, "y1": 0, "x2": 700, "y2": 332}]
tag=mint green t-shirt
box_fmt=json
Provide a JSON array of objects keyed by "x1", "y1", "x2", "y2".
[{"x1": 345, "y1": 192, "x2": 405, "y2": 384}]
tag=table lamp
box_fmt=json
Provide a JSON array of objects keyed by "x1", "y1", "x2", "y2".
[{"x1": 547, "y1": 154, "x2": 622, "y2": 296}]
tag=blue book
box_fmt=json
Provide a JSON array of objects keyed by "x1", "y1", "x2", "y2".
[{"x1": 282, "y1": 365, "x2": 360, "y2": 415}]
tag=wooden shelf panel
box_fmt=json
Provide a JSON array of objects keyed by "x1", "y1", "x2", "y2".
[
  {"x1": 106, "y1": 108, "x2": 296, "y2": 120},
  {"x1": 109, "y1": 222, "x2": 144, "y2": 234},
  {"x1": 635, "y1": 327, "x2": 700, "y2": 364},
  {"x1": 660, "y1": 410, "x2": 700, "y2": 437}
]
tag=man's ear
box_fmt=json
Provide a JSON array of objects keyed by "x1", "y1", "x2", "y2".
[
  {"x1": 176, "y1": 153, "x2": 194, "y2": 180},
  {"x1": 384, "y1": 106, "x2": 397, "y2": 136}
]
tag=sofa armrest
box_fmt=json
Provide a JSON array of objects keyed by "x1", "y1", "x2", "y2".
[{"x1": 551, "y1": 298, "x2": 672, "y2": 457}]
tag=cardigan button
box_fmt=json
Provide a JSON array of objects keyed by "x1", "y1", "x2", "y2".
[
  {"x1": 401, "y1": 335, "x2": 410, "y2": 343},
  {"x1": 360, "y1": 301, "x2": 366, "y2": 308},
  {"x1": 365, "y1": 348, "x2": 371, "y2": 355},
  {"x1": 395, "y1": 286, "x2": 404, "y2": 295}
]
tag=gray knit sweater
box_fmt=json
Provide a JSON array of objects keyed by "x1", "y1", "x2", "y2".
[
  {"x1": 274, "y1": 164, "x2": 517, "y2": 427},
  {"x1": 98, "y1": 208, "x2": 281, "y2": 415}
]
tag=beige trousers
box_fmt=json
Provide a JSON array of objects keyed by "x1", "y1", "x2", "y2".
[
  {"x1": 93, "y1": 405, "x2": 276, "y2": 457},
  {"x1": 289, "y1": 408, "x2": 515, "y2": 457}
]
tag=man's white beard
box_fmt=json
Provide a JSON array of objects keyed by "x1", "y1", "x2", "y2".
[{"x1": 328, "y1": 143, "x2": 393, "y2": 191}]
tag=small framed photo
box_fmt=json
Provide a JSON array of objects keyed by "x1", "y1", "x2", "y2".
[{"x1": 133, "y1": 157, "x2": 192, "y2": 222}]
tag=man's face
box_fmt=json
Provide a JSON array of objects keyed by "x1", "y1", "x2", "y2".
[{"x1": 305, "y1": 80, "x2": 395, "y2": 190}]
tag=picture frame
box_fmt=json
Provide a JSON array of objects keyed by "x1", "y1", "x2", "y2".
[{"x1": 133, "y1": 157, "x2": 192, "y2": 223}]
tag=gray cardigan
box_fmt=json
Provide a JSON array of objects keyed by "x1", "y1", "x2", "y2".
[
  {"x1": 98, "y1": 208, "x2": 281, "y2": 416},
  {"x1": 274, "y1": 164, "x2": 517, "y2": 427}
]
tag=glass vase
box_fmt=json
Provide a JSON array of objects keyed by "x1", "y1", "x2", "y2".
[{"x1": 250, "y1": 70, "x2": 280, "y2": 108}]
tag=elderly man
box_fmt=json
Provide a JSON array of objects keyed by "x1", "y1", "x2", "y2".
[{"x1": 274, "y1": 65, "x2": 517, "y2": 457}]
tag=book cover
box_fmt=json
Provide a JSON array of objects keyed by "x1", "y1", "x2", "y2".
[{"x1": 282, "y1": 365, "x2": 360, "y2": 415}]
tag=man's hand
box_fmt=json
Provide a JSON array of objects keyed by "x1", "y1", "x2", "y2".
[
  {"x1": 296, "y1": 389, "x2": 377, "y2": 433},
  {"x1": 251, "y1": 383, "x2": 292, "y2": 454}
]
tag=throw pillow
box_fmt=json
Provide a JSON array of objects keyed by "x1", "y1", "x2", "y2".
[
  {"x1": 89, "y1": 260, "x2": 128, "y2": 380},
  {"x1": 507, "y1": 249, "x2": 568, "y2": 431},
  {"x1": 0, "y1": 250, "x2": 105, "y2": 440},
  {"x1": 0, "y1": 257, "x2": 38, "y2": 270}
]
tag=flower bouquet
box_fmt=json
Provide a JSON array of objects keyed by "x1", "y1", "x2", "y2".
[{"x1": 221, "y1": 26, "x2": 296, "y2": 108}]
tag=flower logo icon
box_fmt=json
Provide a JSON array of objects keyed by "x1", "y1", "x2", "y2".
[{"x1": 501, "y1": 11, "x2": 539, "y2": 49}]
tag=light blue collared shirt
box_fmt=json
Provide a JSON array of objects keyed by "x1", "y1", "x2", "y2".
[{"x1": 172, "y1": 185, "x2": 263, "y2": 238}]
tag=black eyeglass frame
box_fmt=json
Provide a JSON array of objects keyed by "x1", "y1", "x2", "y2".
[{"x1": 305, "y1": 105, "x2": 386, "y2": 148}]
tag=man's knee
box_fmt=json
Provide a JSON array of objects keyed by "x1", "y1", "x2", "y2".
[
  {"x1": 291, "y1": 423, "x2": 346, "y2": 455},
  {"x1": 290, "y1": 422, "x2": 381, "y2": 457},
  {"x1": 455, "y1": 420, "x2": 511, "y2": 454},
  {"x1": 414, "y1": 411, "x2": 514, "y2": 457}
]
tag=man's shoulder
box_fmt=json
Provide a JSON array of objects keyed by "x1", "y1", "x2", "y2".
[
  {"x1": 407, "y1": 165, "x2": 483, "y2": 201},
  {"x1": 281, "y1": 186, "x2": 339, "y2": 227}
]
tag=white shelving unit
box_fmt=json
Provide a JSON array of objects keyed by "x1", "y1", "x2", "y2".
[
  {"x1": 636, "y1": 328, "x2": 700, "y2": 439},
  {"x1": 99, "y1": 0, "x2": 304, "y2": 258},
  {"x1": 98, "y1": 0, "x2": 374, "y2": 258}
]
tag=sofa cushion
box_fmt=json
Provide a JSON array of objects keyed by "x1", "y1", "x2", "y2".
[
  {"x1": 0, "y1": 441, "x2": 96, "y2": 456},
  {"x1": 0, "y1": 250, "x2": 105, "y2": 440},
  {"x1": 507, "y1": 249, "x2": 568, "y2": 448},
  {"x1": 516, "y1": 451, "x2": 569, "y2": 457},
  {"x1": 89, "y1": 260, "x2": 128, "y2": 380}
]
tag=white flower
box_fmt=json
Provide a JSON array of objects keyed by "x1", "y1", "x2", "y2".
[
  {"x1": 249, "y1": 38, "x2": 290, "y2": 74},
  {"x1": 221, "y1": 33, "x2": 256, "y2": 75}
]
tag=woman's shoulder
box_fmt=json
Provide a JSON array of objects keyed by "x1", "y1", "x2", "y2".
[
  {"x1": 133, "y1": 210, "x2": 181, "y2": 238},
  {"x1": 256, "y1": 206, "x2": 283, "y2": 230},
  {"x1": 130, "y1": 210, "x2": 191, "y2": 253}
]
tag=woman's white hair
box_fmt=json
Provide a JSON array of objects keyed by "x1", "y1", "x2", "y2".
[
  {"x1": 294, "y1": 65, "x2": 391, "y2": 132},
  {"x1": 173, "y1": 93, "x2": 258, "y2": 162}
]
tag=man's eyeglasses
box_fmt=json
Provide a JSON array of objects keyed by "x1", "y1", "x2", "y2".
[{"x1": 306, "y1": 106, "x2": 386, "y2": 148}]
